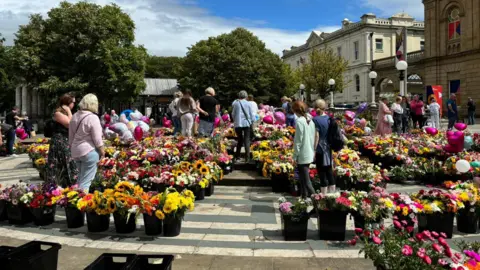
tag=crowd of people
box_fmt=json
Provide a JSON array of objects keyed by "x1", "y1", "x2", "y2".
[{"x1": 374, "y1": 93, "x2": 476, "y2": 136}]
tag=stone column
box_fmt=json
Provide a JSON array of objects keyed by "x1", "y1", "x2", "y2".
[
  {"x1": 15, "y1": 86, "x2": 21, "y2": 109},
  {"x1": 21, "y1": 85, "x2": 28, "y2": 115},
  {"x1": 31, "y1": 90, "x2": 38, "y2": 118},
  {"x1": 38, "y1": 94, "x2": 44, "y2": 117}
]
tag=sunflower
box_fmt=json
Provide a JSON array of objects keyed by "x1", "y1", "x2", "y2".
[
  {"x1": 194, "y1": 160, "x2": 204, "y2": 170},
  {"x1": 183, "y1": 190, "x2": 194, "y2": 199},
  {"x1": 274, "y1": 167, "x2": 282, "y2": 174},
  {"x1": 155, "y1": 210, "x2": 165, "y2": 220},
  {"x1": 199, "y1": 165, "x2": 210, "y2": 175},
  {"x1": 172, "y1": 170, "x2": 183, "y2": 178},
  {"x1": 163, "y1": 203, "x2": 174, "y2": 214},
  {"x1": 115, "y1": 181, "x2": 133, "y2": 192},
  {"x1": 107, "y1": 198, "x2": 117, "y2": 213}
]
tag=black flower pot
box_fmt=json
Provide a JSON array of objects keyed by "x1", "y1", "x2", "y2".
[
  {"x1": 354, "y1": 181, "x2": 372, "y2": 192},
  {"x1": 417, "y1": 214, "x2": 427, "y2": 233},
  {"x1": 7, "y1": 203, "x2": 33, "y2": 225},
  {"x1": 271, "y1": 174, "x2": 290, "y2": 193},
  {"x1": 113, "y1": 212, "x2": 136, "y2": 234},
  {"x1": 30, "y1": 206, "x2": 56, "y2": 226},
  {"x1": 163, "y1": 217, "x2": 182, "y2": 237},
  {"x1": 86, "y1": 212, "x2": 110, "y2": 232},
  {"x1": 457, "y1": 208, "x2": 478, "y2": 234},
  {"x1": 353, "y1": 213, "x2": 383, "y2": 229},
  {"x1": 205, "y1": 182, "x2": 215, "y2": 197},
  {"x1": 426, "y1": 213, "x2": 455, "y2": 239},
  {"x1": 143, "y1": 213, "x2": 163, "y2": 236},
  {"x1": 289, "y1": 182, "x2": 300, "y2": 197},
  {"x1": 194, "y1": 187, "x2": 205, "y2": 201},
  {"x1": 65, "y1": 207, "x2": 85, "y2": 228},
  {"x1": 336, "y1": 176, "x2": 352, "y2": 191},
  {"x1": 0, "y1": 200, "x2": 7, "y2": 221},
  {"x1": 149, "y1": 183, "x2": 166, "y2": 193},
  {"x1": 281, "y1": 214, "x2": 309, "y2": 241},
  {"x1": 318, "y1": 210, "x2": 348, "y2": 241}
]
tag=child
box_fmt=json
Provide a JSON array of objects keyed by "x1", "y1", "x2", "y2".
[
  {"x1": 428, "y1": 98, "x2": 441, "y2": 129},
  {"x1": 221, "y1": 110, "x2": 231, "y2": 123}
]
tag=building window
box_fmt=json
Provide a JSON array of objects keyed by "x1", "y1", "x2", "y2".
[
  {"x1": 354, "y1": 41, "x2": 359, "y2": 60},
  {"x1": 355, "y1": 75, "x2": 360, "y2": 92},
  {"x1": 448, "y1": 8, "x2": 461, "y2": 41},
  {"x1": 420, "y1": 41, "x2": 425, "y2": 50},
  {"x1": 337, "y1": 46, "x2": 342, "y2": 57},
  {"x1": 375, "y1": 39, "x2": 383, "y2": 51}
]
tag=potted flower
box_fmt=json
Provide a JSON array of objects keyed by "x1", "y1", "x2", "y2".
[
  {"x1": 311, "y1": 191, "x2": 355, "y2": 241},
  {"x1": 77, "y1": 190, "x2": 112, "y2": 232},
  {"x1": 278, "y1": 197, "x2": 310, "y2": 241},
  {"x1": 52, "y1": 185, "x2": 86, "y2": 228},
  {"x1": 411, "y1": 189, "x2": 464, "y2": 238},
  {"x1": 108, "y1": 181, "x2": 143, "y2": 234},
  {"x1": 352, "y1": 187, "x2": 394, "y2": 229},
  {"x1": 140, "y1": 192, "x2": 165, "y2": 235},
  {"x1": 0, "y1": 186, "x2": 8, "y2": 221},
  {"x1": 452, "y1": 182, "x2": 479, "y2": 234},
  {"x1": 161, "y1": 188, "x2": 195, "y2": 237},
  {"x1": 4, "y1": 183, "x2": 33, "y2": 224},
  {"x1": 21, "y1": 183, "x2": 59, "y2": 226},
  {"x1": 390, "y1": 193, "x2": 422, "y2": 234}
]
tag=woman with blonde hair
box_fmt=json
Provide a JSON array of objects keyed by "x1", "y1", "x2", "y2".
[
  {"x1": 46, "y1": 93, "x2": 78, "y2": 187},
  {"x1": 176, "y1": 89, "x2": 197, "y2": 137},
  {"x1": 69, "y1": 94, "x2": 104, "y2": 191},
  {"x1": 292, "y1": 101, "x2": 316, "y2": 199},
  {"x1": 313, "y1": 99, "x2": 335, "y2": 194}
]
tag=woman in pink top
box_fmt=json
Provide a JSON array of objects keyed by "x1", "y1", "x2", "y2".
[
  {"x1": 69, "y1": 94, "x2": 105, "y2": 191},
  {"x1": 374, "y1": 97, "x2": 393, "y2": 136},
  {"x1": 410, "y1": 95, "x2": 424, "y2": 128}
]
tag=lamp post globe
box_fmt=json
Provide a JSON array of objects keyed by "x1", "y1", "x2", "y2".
[
  {"x1": 396, "y1": 60, "x2": 408, "y2": 71},
  {"x1": 369, "y1": 71, "x2": 377, "y2": 79},
  {"x1": 396, "y1": 60, "x2": 408, "y2": 96},
  {"x1": 299, "y1": 84, "x2": 305, "y2": 101},
  {"x1": 369, "y1": 71, "x2": 378, "y2": 107},
  {"x1": 328, "y1": 79, "x2": 335, "y2": 86}
]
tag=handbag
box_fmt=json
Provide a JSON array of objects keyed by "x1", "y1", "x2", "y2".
[{"x1": 384, "y1": 114, "x2": 394, "y2": 125}]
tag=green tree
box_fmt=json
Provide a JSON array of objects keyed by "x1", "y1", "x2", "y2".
[
  {"x1": 0, "y1": 34, "x2": 16, "y2": 111},
  {"x1": 11, "y1": 1, "x2": 147, "y2": 103},
  {"x1": 297, "y1": 48, "x2": 349, "y2": 101},
  {"x1": 178, "y1": 28, "x2": 288, "y2": 106},
  {"x1": 145, "y1": 56, "x2": 184, "y2": 78}
]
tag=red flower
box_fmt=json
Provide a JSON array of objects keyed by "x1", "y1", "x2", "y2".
[
  {"x1": 363, "y1": 230, "x2": 371, "y2": 237},
  {"x1": 354, "y1": 228, "x2": 363, "y2": 234},
  {"x1": 432, "y1": 243, "x2": 442, "y2": 253},
  {"x1": 406, "y1": 226, "x2": 414, "y2": 233},
  {"x1": 415, "y1": 233, "x2": 424, "y2": 242},
  {"x1": 373, "y1": 230, "x2": 380, "y2": 237},
  {"x1": 444, "y1": 247, "x2": 453, "y2": 258},
  {"x1": 423, "y1": 255, "x2": 432, "y2": 265},
  {"x1": 372, "y1": 237, "x2": 382, "y2": 245}
]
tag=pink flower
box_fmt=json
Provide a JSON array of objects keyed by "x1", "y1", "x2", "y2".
[
  {"x1": 440, "y1": 232, "x2": 447, "y2": 238},
  {"x1": 423, "y1": 255, "x2": 432, "y2": 265},
  {"x1": 402, "y1": 245, "x2": 413, "y2": 256},
  {"x1": 445, "y1": 247, "x2": 453, "y2": 258},
  {"x1": 354, "y1": 228, "x2": 363, "y2": 234},
  {"x1": 455, "y1": 253, "x2": 463, "y2": 260},
  {"x1": 373, "y1": 230, "x2": 380, "y2": 237},
  {"x1": 417, "y1": 251, "x2": 425, "y2": 259},
  {"x1": 415, "y1": 233, "x2": 424, "y2": 242},
  {"x1": 393, "y1": 220, "x2": 402, "y2": 229},
  {"x1": 431, "y1": 231, "x2": 439, "y2": 238},
  {"x1": 432, "y1": 243, "x2": 442, "y2": 253},
  {"x1": 347, "y1": 239, "x2": 357, "y2": 246},
  {"x1": 406, "y1": 226, "x2": 414, "y2": 233},
  {"x1": 437, "y1": 259, "x2": 448, "y2": 266},
  {"x1": 372, "y1": 237, "x2": 382, "y2": 245},
  {"x1": 438, "y1": 237, "x2": 448, "y2": 247}
]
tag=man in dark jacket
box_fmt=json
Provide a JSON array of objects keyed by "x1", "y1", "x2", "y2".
[{"x1": 468, "y1": 97, "x2": 476, "y2": 125}]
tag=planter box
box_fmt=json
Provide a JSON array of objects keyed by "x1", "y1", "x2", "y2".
[
  {"x1": 31, "y1": 206, "x2": 56, "y2": 226},
  {"x1": 318, "y1": 210, "x2": 348, "y2": 241},
  {"x1": 143, "y1": 214, "x2": 163, "y2": 236},
  {"x1": 0, "y1": 200, "x2": 7, "y2": 221},
  {"x1": 86, "y1": 212, "x2": 110, "y2": 233},
  {"x1": 194, "y1": 187, "x2": 205, "y2": 201},
  {"x1": 354, "y1": 182, "x2": 372, "y2": 192},
  {"x1": 281, "y1": 214, "x2": 309, "y2": 241},
  {"x1": 205, "y1": 182, "x2": 215, "y2": 197},
  {"x1": 163, "y1": 217, "x2": 182, "y2": 237},
  {"x1": 65, "y1": 207, "x2": 85, "y2": 229},
  {"x1": 271, "y1": 174, "x2": 290, "y2": 193},
  {"x1": 336, "y1": 176, "x2": 352, "y2": 191},
  {"x1": 457, "y1": 208, "x2": 478, "y2": 234},
  {"x1": 353, "y1": 213, "x2": 383, "y2": 229}
]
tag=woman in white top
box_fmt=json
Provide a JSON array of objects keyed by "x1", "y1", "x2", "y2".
[
  {"x1": 428, "y1": 97, "x2": 441, "y2": 129},
  {"x1": 391, "y1": 96, "x2": 404, "y2": 134}
]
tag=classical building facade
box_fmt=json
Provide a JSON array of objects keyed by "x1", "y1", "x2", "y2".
[
  {"x1": 423, "y1": 0, "x2": 480, "y2": 114},
  {"x1": 282, "y1": 13, "x2": 424, "y2": 104}
]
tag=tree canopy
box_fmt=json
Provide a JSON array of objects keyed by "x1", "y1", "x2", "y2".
[
  {"x1": 178, "y1": 28, "x2": 289, "y2": 105},
  {"x1": 145, "y1": 56, "x2": 184, "y2": 79},
  {"x1": 296, "y1": 48, "x2": 349, "y2": 101},
  {"x1": 0, "y1": 34, "x2": 15, "y2": 111},
  {"x1": 11, "y1": 1, "x2": 147, "y2": 102}
]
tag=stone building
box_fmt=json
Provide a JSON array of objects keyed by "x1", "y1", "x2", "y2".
[
  {"x1": 282, "y1": 13, "x2": 424, "y2": 104},
  {"x1": 423, "y1": 0, "x2": 480, "y2": 114}
]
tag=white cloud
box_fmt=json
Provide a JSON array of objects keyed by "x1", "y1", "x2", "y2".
[
  {"x1": 0, "y1": 0, "x2": 339, "y2": 56},
  {"x1": 361, "y1": 0, "x2": 425, "y2": 20}
]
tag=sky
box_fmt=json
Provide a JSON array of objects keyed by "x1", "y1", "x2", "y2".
[{"x1": 0, "y1": 0, "x2": 424, "y2": 56}]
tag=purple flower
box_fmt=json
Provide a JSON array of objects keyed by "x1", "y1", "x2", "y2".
[{"x1": 279, "y1": 202, "x2": 293, "y2": 214}]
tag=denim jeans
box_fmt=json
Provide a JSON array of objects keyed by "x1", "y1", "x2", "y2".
[
  {"x1": 286, "y1": 115, "x2": 296, "y2": 127},
  {"x1": 468, "y1": 111, "x2": 476, "y2": 125},
  {"x1": 172, "y1": 116, "x2": 181, "y2": 135},
  {"x1": 198, "y1": 120, "x2": 214, "y2": 137},
  {"x1": 75, "y1": 150, "x2": 99, "y2": 192},
  {"x1": 6, "y1": 129, "x2": 15, "y2": 155}
]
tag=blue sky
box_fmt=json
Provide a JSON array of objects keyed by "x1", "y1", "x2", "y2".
[{"x1": 0, "y1": 0, "x2": 424, "y2": 56}]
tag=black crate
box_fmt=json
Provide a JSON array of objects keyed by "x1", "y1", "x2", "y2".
[
  {"x1": 6, "y1": 241, "x2": 61, "y2": 270},
  {"x1": 85, "y1": 253, "x2": 137, "y2": 270},
  {"x1": 129, "y1": 255, "x2": 174, "y2": 270},
  {"x1": 0, "y1": 246, "x2": 14, "y2": 266}
]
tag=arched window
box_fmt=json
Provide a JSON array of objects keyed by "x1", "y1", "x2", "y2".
[
  {"x1": 355, "y1": 75, "x2": 360, "y2": 92},
  {"x1": 448, "y1": 8, "x2": 461, "y2": 41}
]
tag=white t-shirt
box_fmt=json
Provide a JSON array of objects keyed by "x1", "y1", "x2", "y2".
[
  {"x1": 429, "y1": 103, "x2": 440, "y2": 115},
  {"x1": 249, "y1": 101, "x2": 258, "y2": 116},
  {"x1": 391, "y1": 103, "x2": 404, "y2": 114}
]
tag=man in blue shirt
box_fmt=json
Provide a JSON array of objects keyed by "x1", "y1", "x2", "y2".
[
  {"x1": 232, "y1": 91, "x2": 255, "y2": 163},
  {"x1": 447, "y1": 94, "x2": 458, "y2": 130}
]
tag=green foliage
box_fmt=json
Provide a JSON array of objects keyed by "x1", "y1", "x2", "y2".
[
  {"x1": 297, "y1": 48, "x2": 349, "y2": 101},
  {"x1": 145, "y1": 56, "x2": 184, "y2": 78},
  {"x1": 0, "y1": 34, "x2": 16, "y2": 110},
  {"x1": 178, "y1": 28, "x2": 289, "y2": 106},
  {"x1": 11, "y1": 1, "x2": 147, "y2": 102}
]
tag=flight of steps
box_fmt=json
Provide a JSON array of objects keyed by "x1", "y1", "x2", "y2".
[{"x1": 217, "y1": 161, "x2": 271, "y2": 187}]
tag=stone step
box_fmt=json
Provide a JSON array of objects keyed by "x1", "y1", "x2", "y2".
[
  {"x1": 233, "y1": 161, "x2": 257, "y2": 171},
  {"x1": 219, "y1": 170, "x2": 271, "y2": 187}
]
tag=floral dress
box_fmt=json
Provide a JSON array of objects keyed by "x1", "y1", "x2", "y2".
[
  {"x1": 46, "y1": 113, "x2": 78, "y2": 187},
  {"x1": 374, "y1": 102, "x2": 392, "y2": 136}
]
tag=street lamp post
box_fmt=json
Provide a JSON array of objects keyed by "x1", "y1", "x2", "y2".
[
  {"x1": 328, "y1": 79, "x2": 335, "y2": 108},
  {"x1": 299, "y1": 84, "x2": 305, "y2": 102},
  {"x1": 396, "y1": 60, "x2": 408, "y2": 96},
  {"x1": 368, "y1": 71, "x2": 377, "y2": 107}
]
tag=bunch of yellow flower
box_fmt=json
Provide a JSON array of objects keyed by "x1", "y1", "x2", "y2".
[
  {"x1": 76, "y1": 191, "x2": 113, "y2": 215},
  {"x1": 159, "y1": 188, "x2": 195, "y2": 219}
]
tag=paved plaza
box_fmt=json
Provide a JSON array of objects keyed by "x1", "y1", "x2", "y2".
[{"x1": 2, "y1": 155, "x2": 480, "y2": 269}]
